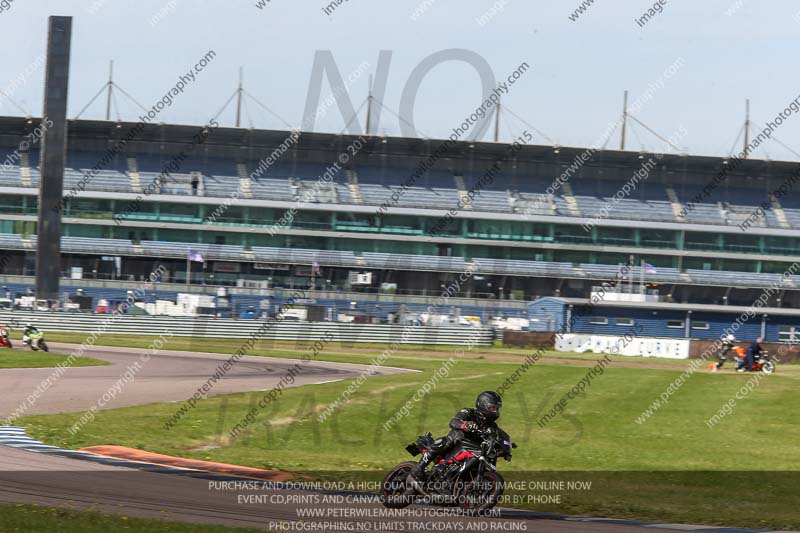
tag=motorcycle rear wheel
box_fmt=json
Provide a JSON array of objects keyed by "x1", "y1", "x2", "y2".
[
  {"x1": 456, "y1": 470, "x2": 505, "y2": 515},
  {"x1": 380, "y1": 461, "x2": 418, "y2": 509}
]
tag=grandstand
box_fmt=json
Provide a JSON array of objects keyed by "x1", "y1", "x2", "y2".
[{"x1": 0, "y1": 115, "x2": 799, "y2": 313}]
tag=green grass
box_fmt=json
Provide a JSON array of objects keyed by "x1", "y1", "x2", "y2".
[
  {"x1": 0, "y1": 503, "x2": 267, "y2": 532},
  {"x1": 0, "y1": 350, "x2": 107, "y2": 369},
  {"x1": 17, "y1": 334, "x2": 800, "y2": 529},
  {"x1": 30, "y1": 330, "x2": 743, "y2": 369}
]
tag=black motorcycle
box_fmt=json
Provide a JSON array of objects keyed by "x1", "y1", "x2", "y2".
[{"x1": 380, "y1": 428, "x2": 516, "y2": 514}]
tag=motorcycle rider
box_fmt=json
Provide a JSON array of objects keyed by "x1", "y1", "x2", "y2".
[
  {"x1": 22, "y1": 323, "x2": 41, "y2": 347},
  {"x1": 0, "y1": 324, "x2": 11, "y2": 348},
  {"x1": 410, "y1": 391, "x2": 506, "y2": 481},
  {"x1": 713, "y1": 334, "x2": 737, "y2": 371},
  {"x1": 737, "y1": 337, "x2": 764, "y2": 372}
]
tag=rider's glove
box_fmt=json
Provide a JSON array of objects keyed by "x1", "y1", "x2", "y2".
[{"x1": 461, "y1": 421, "x2": 479, "y2": 433}]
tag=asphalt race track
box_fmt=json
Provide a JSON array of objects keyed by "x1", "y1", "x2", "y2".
[
  {"x1": 0, "y1": 345, "x2": 788, "y2": 532},
  {"x1": 0, "y1": 342, "x2": 412, "y2": 417},
  {"x1": 0, "y1": 445, "x2": 705, "y2": 533}
]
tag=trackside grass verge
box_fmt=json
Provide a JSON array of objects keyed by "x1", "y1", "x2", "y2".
[
  {"x1": 0, "y1": 350, "x2": 107, "y2": 369},
  {"x1": 20, "y1": 340, "x2": 800, "y2": 530},
  {"x1": 0, "y1": 503, "x2": 266, "y2": 532},
  {"x1": 37, "y1": 331, "x2": 800, "y2": 371}
]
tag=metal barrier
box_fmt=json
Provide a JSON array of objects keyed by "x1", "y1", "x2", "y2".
[{"x1": 0, "y1": 311, "x2": 494, "y2": 346}]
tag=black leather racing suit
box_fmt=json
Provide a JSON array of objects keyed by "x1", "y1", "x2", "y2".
[
  {"x1": 446, "y1": 407, "x2": 504, "y2": 448},
  {"x1": 412, "y1": 407, "x2": 509, "y2": 477}
]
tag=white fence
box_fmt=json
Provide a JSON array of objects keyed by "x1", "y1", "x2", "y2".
[
  {"x1": 555, "y1": 333, "x2": 690, "y2": 359},
  {"x1": 0, "y1": 311, "x2": 494, "y2": 346}
]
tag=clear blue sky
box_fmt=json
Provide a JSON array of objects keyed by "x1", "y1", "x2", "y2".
[{"x1": 1, "y1": 0, "x2": 797, "y2": 160}]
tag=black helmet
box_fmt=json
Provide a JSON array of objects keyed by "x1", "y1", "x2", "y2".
[{"x1": 475, "y1": 391, "x2": 502, "y2": 421}]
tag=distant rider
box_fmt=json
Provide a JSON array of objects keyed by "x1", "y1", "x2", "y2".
[
  {"x1": 737, "y1": 337, "x2": 764, "y2": 372},
  {"x1": 410, "y1": 391, "x2": 507, "y2": 481},
  {"x1": 23, "y1": 323, "x2": 39, "y2": 338},
  {"x1": 713, "y1": 334, "x2": 737, "y2": 371}
]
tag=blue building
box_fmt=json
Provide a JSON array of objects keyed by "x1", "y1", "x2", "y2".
[{"x1": 528, "y1": 297, "x2": 800, "y2": 344}]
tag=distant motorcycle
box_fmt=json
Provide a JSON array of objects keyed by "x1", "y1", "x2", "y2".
[
  {"x1": 749, "y1": 351, "x2": 776, "y2": 374},
  {"x1": 0, "y1": 327, "x2": 12, "y2": 349},
  {"x1": 22, "y1": 330, "x2": 48, "y2": 352}
]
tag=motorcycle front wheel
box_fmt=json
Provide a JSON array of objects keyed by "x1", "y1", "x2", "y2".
[
  {"x1": 456, "y1": 470, "x2": 505, "y2": 515},
  {"x1": 761, "y1": 361, "x2": 775, "y2": 374},
  {"x1": 379, "y1": 461, "x2": 418, "y2": 509},
  {"x1": 39, "y1": 341, "x2": 48, "y2": 352}
]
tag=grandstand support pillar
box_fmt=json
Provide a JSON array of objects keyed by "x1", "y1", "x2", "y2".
[
  {"x1": 743, "y1": 99, "x2": 750, "y2": 159},
  {"x1": 494, "y1": 97, "x2": 501, "y2": 142},
  {"x1": 684, "y1": 311, "x2": 692, "y2": 338},
  {"x1": 565, "y1": 305, "x2": 573, "y2": 333},
  {"x1": 105, "y1": 60, "x2": 113, "y2": 120},
  {"x1": 365, "y1": 74, "x2": 373, "y2": 135},
  {"x1": 235, "y1": 67, "x2": 243, "y2": 128},
  {"x1": 723, "y1": 286, "x2": 733, "y2": 305},
  {"x1": 36, "y1": 16, "x2": 72, "y2": 303},
  {"x1": 620, "y1": 90, "x2": 628, "y2": 150}
]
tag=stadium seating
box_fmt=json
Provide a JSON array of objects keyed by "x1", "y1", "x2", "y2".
[
  {"x1": 2, "y1": 148, "x2": 799, "y2": 232},
  {"x1": 0, "y1": 232, "x2": 794, "y2": 290}
]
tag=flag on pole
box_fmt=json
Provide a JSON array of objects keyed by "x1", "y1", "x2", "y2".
[
  {"x1": 644, "y1": 262, "x2": 657, "y2": 274},
  {"x1": 188, "y1": 250, "x2": 205, "y2": 263}
]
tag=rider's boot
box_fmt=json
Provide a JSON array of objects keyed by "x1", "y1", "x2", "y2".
[{"x1": 409, "y1": 437, "x2": 451, "y2": 482}]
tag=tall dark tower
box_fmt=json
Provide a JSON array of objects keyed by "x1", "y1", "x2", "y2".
[{"x1": 36, "y1": 16, "x2": 72, "y2": 302}]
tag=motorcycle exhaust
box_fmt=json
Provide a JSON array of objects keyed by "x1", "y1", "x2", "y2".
[{"x1": 407, "y1": 475, "x2": 431, "y2": 497}]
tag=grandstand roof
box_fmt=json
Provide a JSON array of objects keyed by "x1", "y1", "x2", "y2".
[{"x1": 1, "y1": 115, "x2": 798, "y2": 183}]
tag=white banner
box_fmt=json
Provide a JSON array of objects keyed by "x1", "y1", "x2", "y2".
[{"x1": 556, "y1": 334, "x2": 689, "y2": 359}]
